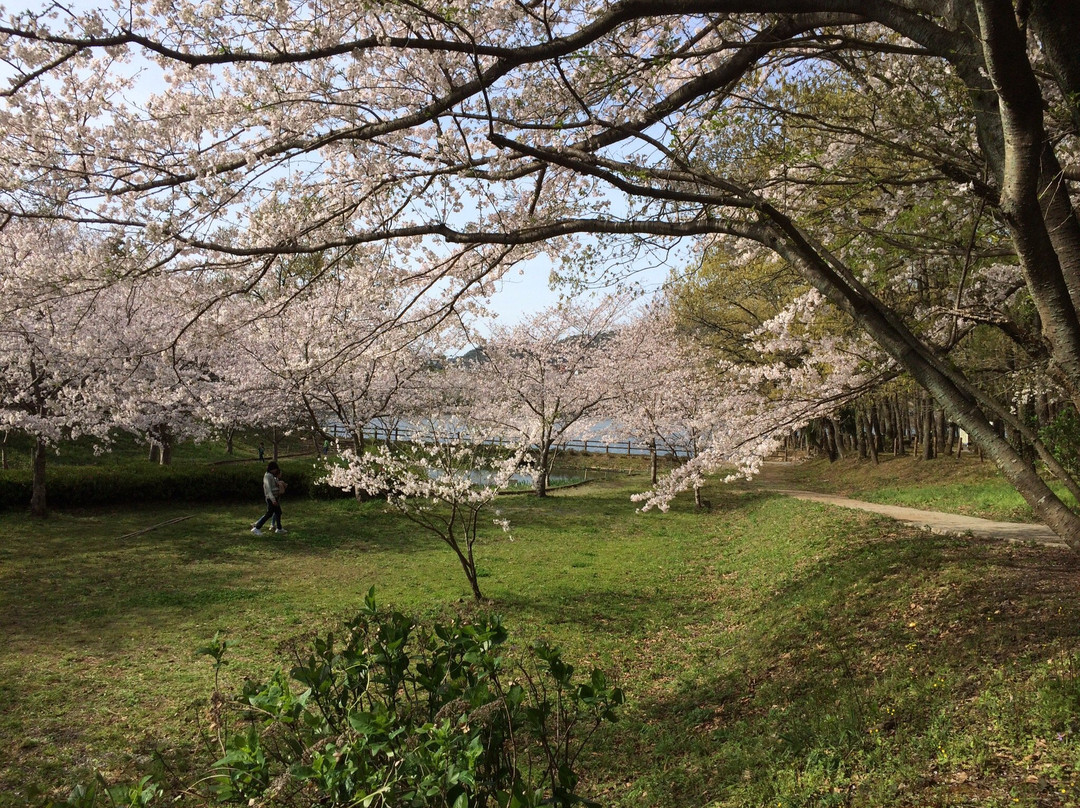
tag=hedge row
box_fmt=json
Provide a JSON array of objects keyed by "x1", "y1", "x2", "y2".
[{"x1": 0, "y1": 459, "x2": 351, "y2": 512}]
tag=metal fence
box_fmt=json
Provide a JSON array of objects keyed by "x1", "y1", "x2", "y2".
[{"x1": 324, "y1": 422, "x2": 692, "y2": 459}]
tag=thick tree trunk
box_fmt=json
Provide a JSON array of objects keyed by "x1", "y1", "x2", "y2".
[
  {"x1": 975, "y1": 0, "x2": 1080, "y2": 408},
  {"x1": 30, "y1": 437, "x2": 47, "y2": 518}
]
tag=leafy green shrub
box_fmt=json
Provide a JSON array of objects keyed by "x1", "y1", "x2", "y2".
[
  {"x1": 1040, "y1": 406, "x2": 1080, "y2": 480},
  {"x1": 0, "y1": 460, "x2": 350, "y2": 512},
  {"x1": 50, "y1": 775, "x2": 161, "y2": 808},
  {"x1": 0, "y1": 468, "x2": 32, "y2": 510},
  {"x1": 54, "y1": 589, "x2": 622, "y2": 808}
]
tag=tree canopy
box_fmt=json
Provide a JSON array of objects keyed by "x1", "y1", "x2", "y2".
[{"x1": 2, "y1": 1, "x2": 1080, "y2": 540}]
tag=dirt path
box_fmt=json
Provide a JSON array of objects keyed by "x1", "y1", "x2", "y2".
[
  {"x1": 769, "y1": 487, "x2": 1065, "y2": 547},
  {"x1": 753, "y1": 462, "x2": 1066, "y2": 548}
]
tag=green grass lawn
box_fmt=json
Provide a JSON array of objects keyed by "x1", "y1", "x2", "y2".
[{"x1": 3, "y1": 464, "x2": 1080, "y2": 806}]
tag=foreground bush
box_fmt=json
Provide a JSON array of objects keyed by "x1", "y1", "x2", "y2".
[{"x1": 54, "y1": 590, "x2": 622, "y2": 808}]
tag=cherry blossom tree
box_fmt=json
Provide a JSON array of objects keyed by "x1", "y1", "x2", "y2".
[
  {"x1": 463, "y1": 296, "x2": 634, "y2": 496},
  {"x1": 632, "y1": 290, "x2": 896, "y2": 511},
  {"x1": 242, "y1": 256, "x2": 458, "y2": 456},
  {"x1": 2, "y1": 3, "x2": 1080, "y2": 540},
  {"x1": 604, "y1": 305, "x2": 719, "y2": 491},
  {"x1": 324, "y1": 427, "x2": 530, "y2": 601},
  {"x1": 0, "y1": 221, "x2": 117, "y2": 515}
]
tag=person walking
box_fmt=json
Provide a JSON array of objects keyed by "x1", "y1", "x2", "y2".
[{"x1": 251, "y1": 461, "x2": 287, "y2": 535}]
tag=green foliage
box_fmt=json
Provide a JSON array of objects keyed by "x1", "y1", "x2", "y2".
[
  {"x1": 59, "y1": 589, "x2": 622, "y2": 808},
  {"x1": 1040, "y1": 406, "x2": 1080, "y2": 481},
  {"x1": 48, "y1": 776, "x2": 160, "y2": 808},
  {"x1": 196, "y1": 632, "x2": 234, "y2": 692},
  {"x1": 0, "y1": 460, "x2": 349, "y2": 512}
]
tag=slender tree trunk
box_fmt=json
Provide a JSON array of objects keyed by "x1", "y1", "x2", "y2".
[
  {"x1": 861, "y1": 412, "x2": 879, "y2": 464},
  {"x1": 159, "y1": 436, "x2": 172, "y2": 466},
  {"x1": 877, "y1": 399, "x2": 893, "y2": 455},
  {"x1": 914, "y1": 397, "x2": 923, "y2": 458},
  {"x1": 148, "y1": 425, "x2": 173, "y2": 465},
  {"x1": 649, "y1": 438, "x2": 658, "y2": 485},
  {"x1": 462, "y1": 552, "x2": 483, "y2": 601},
  {"x1": 535, "y1": 441, "x2": 551, "y2": 497},
  {"x1": 829, "y1": 417, "x2": 844, "y2": 459},
  {"x1": 922, "y1": 399, "x2": 935, "y2": 461},
  {"x1": 891, "y1": 395, "x2": 904, "y2": 455},
  {"x1": 443, "y1": 530, "x2": 485, "y2": 601},
  {"x1": 30, "y1": 436, "x2": 47, "y2": 518},
  {"x1": 976, "y1": 0, "x2": 1080, "y2": 410}
]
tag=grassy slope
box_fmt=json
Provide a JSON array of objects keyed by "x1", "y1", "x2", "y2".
[
  {"x1": 770, "y1": 452, "x2": 1079, "y2": 523},
  {"x1": 2, "y1": 459, "x2": 1079, "y2": 807}
]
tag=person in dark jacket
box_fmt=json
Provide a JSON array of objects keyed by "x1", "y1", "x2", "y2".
[{"x1": 251, "y1": 461, "x2": 287, "y2": 535}]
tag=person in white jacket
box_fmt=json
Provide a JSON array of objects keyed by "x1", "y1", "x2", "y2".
[{"x1": 251, "y1": 461, "x2": 287, "y2": 535}]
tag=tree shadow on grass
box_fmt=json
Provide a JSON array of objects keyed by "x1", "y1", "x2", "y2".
[
  {"x1": 493, "y1": 588, "x2": 678, "y2": 641},
  {"x1": 581, "y1": 531, "x2": 1080, "y2": 807},
  {"x1": 0, "y1": 502, "x2": 435, "y2": 639}
]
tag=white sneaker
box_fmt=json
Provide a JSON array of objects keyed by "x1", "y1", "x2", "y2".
[
  {"x1": 250, "y1": 527, "x2": 263, "y2": 535},
  {"x1": 275, "y1": 528, "x2": 288, "y2": 534}
]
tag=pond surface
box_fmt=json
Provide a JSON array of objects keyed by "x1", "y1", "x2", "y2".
[{"x1": 464, "y1": 468, "x2": 582, "y2": 487}]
